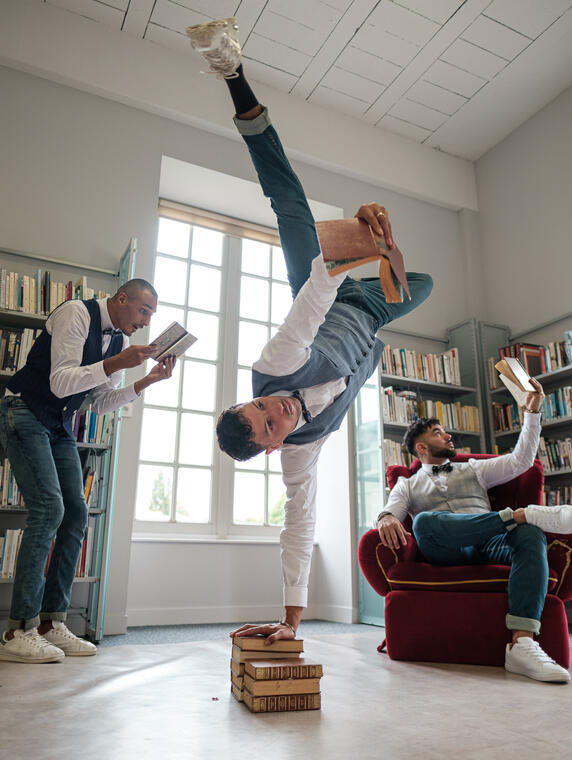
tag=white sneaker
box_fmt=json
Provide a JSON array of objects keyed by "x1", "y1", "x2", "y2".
[
  {"x1": 186, "y1": 17, "x2": 241, "y2": 79},
  {"x1": 505, "y1": 637, "x2": 570, "y2": 683},
  {"x1": 0, "y1": 628, "x2": 65, "y2": 663},
  {"x1": 42, "y1": 622, "x2": 97, "y2": 657},
  {"x1": 525, "y1": 504, "x2": 572, "y2": 534}
]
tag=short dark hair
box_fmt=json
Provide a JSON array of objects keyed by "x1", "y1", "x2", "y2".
[
  {"x1": 402, "y1": 417, "x2": 441, "y2": 456},
  {"x1": 114, "y1": 278, "x2": 157, "y2": 300},
  {"x1": 216, "y1": 406, "x2": 265, "y2": 461}
]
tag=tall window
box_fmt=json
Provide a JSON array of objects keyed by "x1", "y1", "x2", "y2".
[{"x1": 134, "y1": 203, "x2": 291, "y2": 536}]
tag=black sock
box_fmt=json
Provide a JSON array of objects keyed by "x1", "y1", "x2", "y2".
[{"x1": 224, "y1": 65, "x2": 259, "y2": 116}]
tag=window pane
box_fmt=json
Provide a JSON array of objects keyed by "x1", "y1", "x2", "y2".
[
  {"x1": 267, "y1": 449, "x2": 282, "y2": 473},
  {"x1": 192, "y1": 226, "x2": 223, "y2": 266},
  {"x1": 188, "y1": 264, "x2": 221, "y2": 312},
  {"x1": 271, "y1": 281, "x2": 292, "y2": 325},
  {"x1": 157, "y1": 218, "x2": 190, "y2": 259},
  {"x1": 154, "y1": 256, "x2": 188, "y2": 306},
  {"x1": 187, "y1": 311, "x2": 219, "y2": 361},
  {"x1": 179, "y1": 413, "x2": 213, "y2": 466},
  {"x1": 235, "y1": 453, "x2": 265, "y2": 472},
  {"x1": 135, "y1": 465, "x2": 172, "y2": 521},
  {"x1": 272, "y1": 246, "x2": 288, "y2": 282},
  {"x1": 240, "y1": 276, "x2": 269, "y2": 321},
  {"x1": 150, "y1": 304, "x2": 185, "y2": 340},
  {"x1": 140, "y1": 409, "x2": 177, "y2": 462},
  {"x1": 143, "y1": 359, "x2": 181, "y2": 408},
  {"x1": 268, "y1": 473, "x2": 286, "y2": 526},
  {"x1": 182, "y1": 361, "x2": 216, "y2": 412},
  {"x1": 241, "y1": 238, "x2": 270, "y2": 277},
  {"x1": 234, "y1": 472, "x2": 264, "y2": 525},
  {"x1": 238, "y1": 321, "x2": 268, "y2": 366},
  {"x1": 176, "y1": 467, "x2": 211, "y2": 523},
  {"x1": 236, "y1": 368, "x2": 252, "y2": 404}
]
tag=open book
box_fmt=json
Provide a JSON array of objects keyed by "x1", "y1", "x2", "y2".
[
  {"x1": 149, "y1": 321, "x2": 197, "y2": 361},
  {"x1": 315, "y1": 217, "x2": 410, "y2": 304},
  {"x1": 495, "y1": 357, "x2": 535, "y2": 406}
]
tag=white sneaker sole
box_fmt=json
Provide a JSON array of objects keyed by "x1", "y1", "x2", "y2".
[
  {"x1": 505, "y1": 662, "x2": 570, "y2": 683},
  {"x1": 0, "y1": 649, "x2": 65, "y2": 663},
  {"x1": 57, "y1": 647, "x2": 97, "y2": 657}
]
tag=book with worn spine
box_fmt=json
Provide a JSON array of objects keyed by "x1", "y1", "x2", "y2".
[
  {"x1": 243, "y1": 691, "x2": 321, "y2": 713},
  {"x1": 244, "y1": 658, "x2": 323, "y2": 680},
  {"x1": 244, "y1": 673, "x2": 321, "y2": 696}
]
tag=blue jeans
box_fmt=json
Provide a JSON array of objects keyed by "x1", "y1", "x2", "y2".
[
  {"x1": 0, "y1": 396, "x2": 88, "y2": 630},
  {"x1": 412, "y1": 510, "x2": 548, "y2": 634},
  {"x1": 234, "y1": 109, "x2": 433, "y2": 325}
]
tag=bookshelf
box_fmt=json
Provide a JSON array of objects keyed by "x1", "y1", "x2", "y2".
[
  {"x1": 0, "y1": 246, "x2": 129, "y2": 641},
  {"x1": 352, "y1": 319, "x2": 486, "y2": 625}
]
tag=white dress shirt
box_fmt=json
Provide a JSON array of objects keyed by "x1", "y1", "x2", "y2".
[
  {"x1": 252, "y1": 256, "x2": 347, "y2": 608},
  {"x1": 8, "y1": 298, "x2": 139, "y2": 413},
  {"x1": 382, "y1": 412, "x2": 542, "y2": 524}
]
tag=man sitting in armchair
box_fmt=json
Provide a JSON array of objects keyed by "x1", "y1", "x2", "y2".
[{"x1": 376, "y1": 377, "x2": 572, "y2": 684}]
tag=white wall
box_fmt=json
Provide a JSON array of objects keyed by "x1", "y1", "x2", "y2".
[
  {"x1": 0, "y1": 64, "x2": 469, "y2": 633},
  {"x1": 475, "y1": 84, "x2": 572, "y2": 335}
]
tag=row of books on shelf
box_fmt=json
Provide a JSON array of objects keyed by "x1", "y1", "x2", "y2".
[
  {"x1": 1, "y1": 457, "x2": 100, "y2": 510},
  {"x1": 383, "y1": 439, "x2": 472, "y2": 469},
  {"x1": 492, "y1": 387, "x2": 572, "y2": 433},
  {"x1": 537, "y1": 437, "x2": 572, "y2": 474},
  {"x1": 0, "y1": 268, "x2": 110, "y2": 316},
  {"x1": 0, "y1": 327, "x2": 41, "y2": 375},
  {"x1": 381, "y1": 345, "x2": 461, "y2": 386},
  {"x1": 382, "y1": 388, "x2": 480, "y2": 433},
  {"x1": 72, "y1": 408, "x2": 114, "y2": 446},
  {"x1": 487, "y1": 333, "x2": 572, "y2": 389},
  {"x1": 543, "y1": 485, "x2": 572, "y2": 506},
  {"x1": 1, "y1": 516, "x2": 97, "y2": 580}
]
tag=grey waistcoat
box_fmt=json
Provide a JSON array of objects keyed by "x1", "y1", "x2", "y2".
[{"x1": 406, "y1": 463, "x2": 491, "y2": 517}]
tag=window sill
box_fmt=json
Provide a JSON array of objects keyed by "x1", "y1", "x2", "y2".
[{"x1": 131, "y1": 534, "x2": 318, "y2": 546}]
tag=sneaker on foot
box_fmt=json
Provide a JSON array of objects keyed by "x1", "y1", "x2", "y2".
[
  {"x1": 525, "y1": 504, "x2": 572, "y2": 534},
  {"x1": 505, "y1": 637, "x2": 570, "y2": 683},
  {"x1": 186, "y1": 17, "x2": 241, "y2": 79},
  {"x1": 42, "y1": 622, "x2": 97, "y2": 657},
  {"x1": 0, "y1": 628, "x2": 65, "y2": 663}
]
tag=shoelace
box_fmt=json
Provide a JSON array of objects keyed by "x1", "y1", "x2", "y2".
[
  {"x1": 520, "y1": 641, "x2": 556, "y2": 664},
  {"x1": 22, "y1": 629, "x2": 54, "y2": 650}
]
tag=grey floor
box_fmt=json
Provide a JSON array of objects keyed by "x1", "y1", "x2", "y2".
[{"x1": 2, "y1": 623, "x2": 572, "y2": 760}]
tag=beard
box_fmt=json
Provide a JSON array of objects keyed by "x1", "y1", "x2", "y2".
[{"x1": 428, "y1": 442, "x2": 456, "y2": 459}]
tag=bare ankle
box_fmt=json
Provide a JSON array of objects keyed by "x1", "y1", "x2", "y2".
[
  {"x1": 237, "y1": 104, "x2": 263, "y2": 120},
  {"x1": 513, "y1": 508, "x2": 526, "y2": 525}
]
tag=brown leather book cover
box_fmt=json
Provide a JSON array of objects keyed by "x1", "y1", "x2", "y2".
[{"x1": 315, "y1": 217, "x2": 410, "y2": 303}]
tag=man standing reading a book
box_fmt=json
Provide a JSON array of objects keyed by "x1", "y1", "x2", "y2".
[
  {"x1": 378, "y1": 374, "x2": 572, "y2": 683},
  {"x1": 186, "y1": 19, "x2": 433, "y2": 642},
  {"x1": 0, "y1": 278, "x2": 176, "y2": 663}
]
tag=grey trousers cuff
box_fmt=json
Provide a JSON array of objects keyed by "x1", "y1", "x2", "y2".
[
  {"x1": 233, "y1": 106, "x2": 271, "y2": 136},
  {"x1": 8, "y1": 615, "x2": 41, "y2": 631},
  {"x1": 506, "y1": 613, "x2": 541, "y2": 634},
  {"x1": 40, "y1": 611, "x2": 67, "y2": 623},
  {"x1": 498, "y1": 507, "x2": 517, "y2": 531}
]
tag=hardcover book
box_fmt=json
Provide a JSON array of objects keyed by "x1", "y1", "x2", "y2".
[
  {"x1": 315, "y1": 217, "x2": 410, "y2": 304},
  {"x1": 243, "y1": 690, "x2": 321, "y2": 713},
  {"x1": 231, "y1": 645, "x2": 302, "y2": 663},
  {"x1": 243, "y1": 674, "x2": 321, "y2": 696},
  {"x1": 149, "y1": 321, "x2": 197, "y2": 361},
  {"x1": 244, "y1": 658, "x2": 324, "y2": 680},
  {"x1": 231, "y1": 636, "x2": 304, "y2": 653}
]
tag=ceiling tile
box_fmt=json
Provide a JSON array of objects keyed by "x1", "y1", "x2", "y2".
[
  {"x1": 369, "y1": 0, "x2": 439, "y2": 46},
  {"x1": 484, "y1": 0, "x2": 572, "y2": 39},
  {"x1": 389, "y1": 98, "x2": 448, "y2": 130},
  {"x1": 243, "y1": 33, "x2": 312, "y2": 77},
  {"x1": 378, "y1": 113, "x2": 433, "y2": 142},
  {"x1": 145, "y1": 23, "x2": 193, "y2": 54},
  {"x1": 48, "y1": 0, "x2": 125, "y2": 24},
  {"x1": 336, "y1": 45, "x2": 402, "y2": 86},
  {"x1": 352, "y1": 24, "x2": 421, "y2": 67},
  {"x1": 440, "y1": 38, "x2": 508, "y2": 80},
  {"x1": 391, "y1": 0, "x2": 465, "y2": 25},
  {"x1": 243, "y1": 57, "x2": 299, "y2": 92},
  {"x1": 423, "y1": 59, "x2": 487, "y2": 97},
  {"x1": 174, "y1": 1, "x2": 238, "y2": 19},
  {"x1": 460, "y1": 15, "x2": 531, "y2": 60},
  {"x1": 309, "y1": 86, "x2": 369, "y2": 117},
  {"x1": 266, "y1": 0, "x2": 342, "y2": 30},
  {"x1": 320, "y1": 66, "x2": 385, "y2": 103},
  {"x1": 406, "y1": 79, "x2": 466, "y2": 114},
  {"x1": 151, "y1": 0, "x2": 208, "y2": 32},
  {"x1": 254, "y1": 10, "x2": 328, "y2": 56}
]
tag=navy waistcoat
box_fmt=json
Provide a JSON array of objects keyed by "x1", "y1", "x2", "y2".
[{"x1": 7, "y1": 299, "x2": 123, "y2": 433}]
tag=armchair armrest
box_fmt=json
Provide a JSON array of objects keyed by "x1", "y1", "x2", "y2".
[
  {"x1": 546, "y1": 533, "x2": 572, "y2": 602},
  {"x1": 358, "y1": 528, "x2": 419, "y2": 597}
]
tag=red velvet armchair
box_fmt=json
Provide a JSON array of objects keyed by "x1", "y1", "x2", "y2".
[{"x1": 358, "y1": 453, "x2": 572, "y2": 668}]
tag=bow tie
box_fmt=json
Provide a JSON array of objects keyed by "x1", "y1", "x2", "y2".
[
  {"x1": 291, "y1": 390, "x2": 312, "y2": 423},
  {"x1": 103, "y1": 328, "x2": 122, "y2": 336},
  {"x1": 432, "y1": 463, "x2": 453, "y2": 475}
]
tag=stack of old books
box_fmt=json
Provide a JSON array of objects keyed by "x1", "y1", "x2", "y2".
[{"x1": 230, "y1": 636, "x2": 323, "y2": 713}]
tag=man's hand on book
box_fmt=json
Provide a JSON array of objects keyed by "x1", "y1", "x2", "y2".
[
  {"x1": 355, "y1": 202, "x2": 394, "y2": 249},
  {"x1": 524, "y1": 377, "x2": 545, "y2": 413},
  {"x1": 377, "y1": 514, "x2": 411, "y2": 549},
  {"x1": 230, "y1": 622, "x2": 296, "y2": 645}
]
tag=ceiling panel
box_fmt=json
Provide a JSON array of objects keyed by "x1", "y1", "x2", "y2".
[{"x1": 43, "y1": 0, "x2": 572, "y2": 160}]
